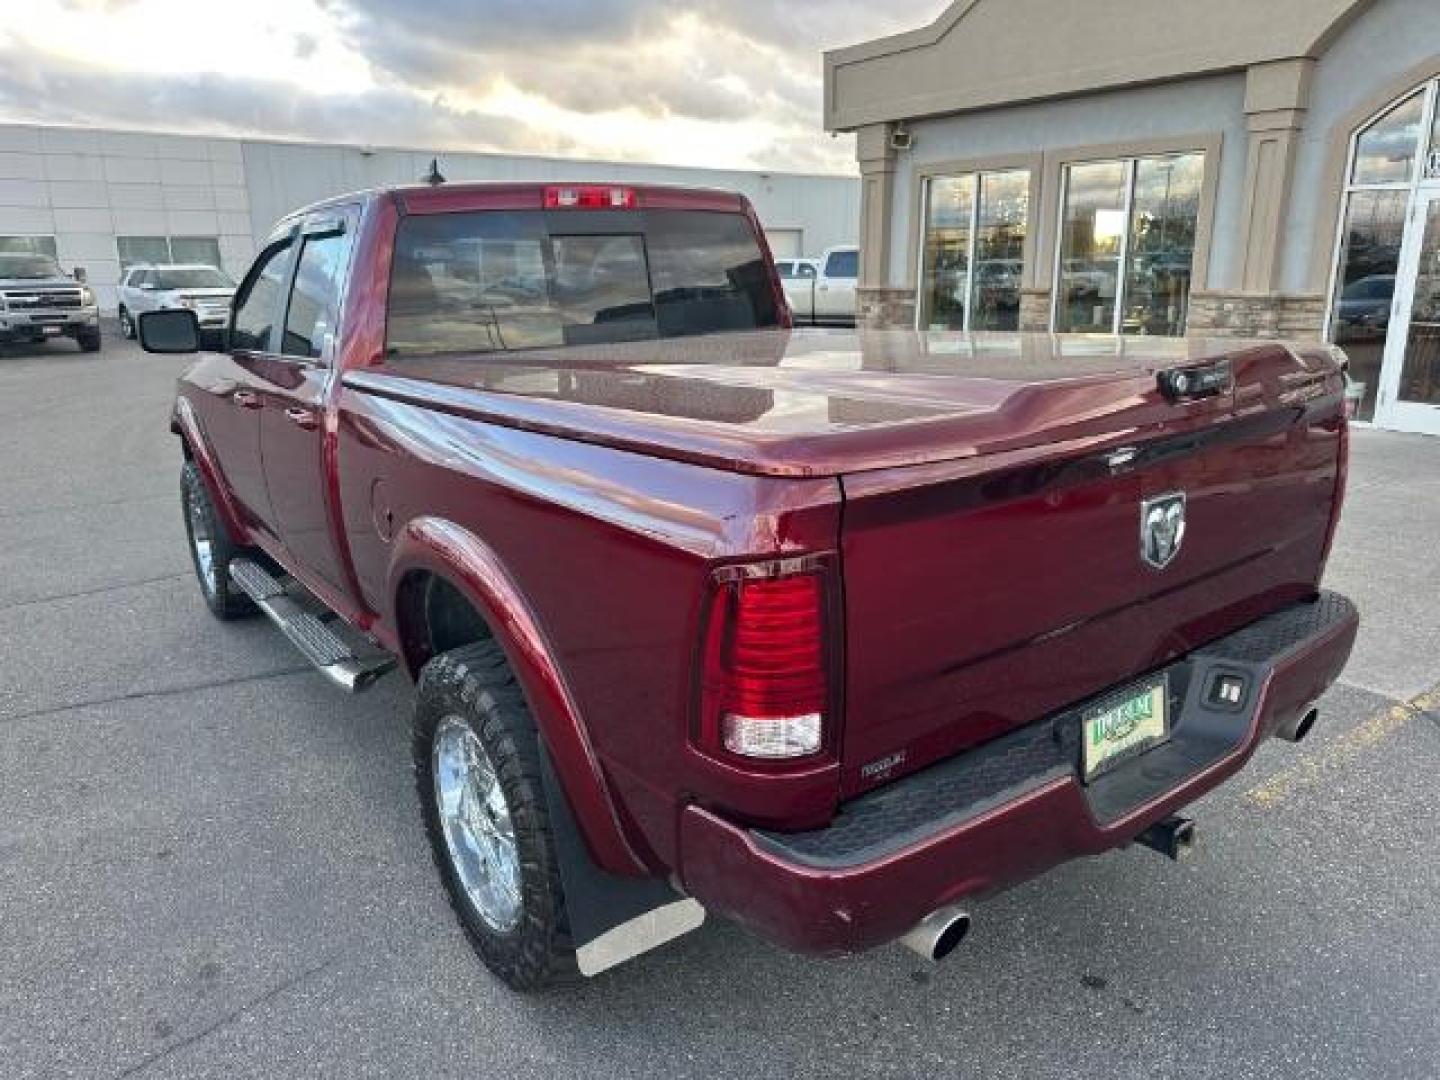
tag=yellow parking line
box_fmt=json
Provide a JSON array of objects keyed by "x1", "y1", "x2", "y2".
[{"x1": 1245, "y1": 690, "x2": 1437, "y2": 809}]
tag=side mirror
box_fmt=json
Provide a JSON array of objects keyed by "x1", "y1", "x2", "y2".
[{"x1": 138, "y1": 308, "x2": 201, "y2": 354}]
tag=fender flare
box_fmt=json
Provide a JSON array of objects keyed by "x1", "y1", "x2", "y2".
[
  {"x1": 388, "y1": 516, "x2": 649, "y2": 878},
  {"x1": 171, "y1": 396, "x2": 252, "y2": 546}
]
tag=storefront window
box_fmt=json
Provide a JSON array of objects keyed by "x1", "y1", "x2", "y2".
[
  {"x1": 1328, "y1": 83, "x2": 1440, "y2": 423},
  {"x1": 1429, "y1": 102, "x2": 1440, "y2": 182},
  {"x1": 1352, "y1": 91, "x2": 1424, "y2": 186},
  {"x1": 1055, "y1": 152, "x2": 1203, "y2": 336},
  {"x1": 918, "y1": 169, "x2": 1028, "y2": 331},
  {"x1": 1055, "y1": 162, "x2": 1127, "y2": 333},
  {"x1": 1330, "y1": 190, "x2": 1407, "y2": 421},
  {"x1": 1124, "y1": 154, "x2": 1204, "y2": 336}
]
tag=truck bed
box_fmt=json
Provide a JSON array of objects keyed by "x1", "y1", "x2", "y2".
[
  {"x1": 345, "y1": 328, "x2": 1346, "y2": 800},
  {"x1": 348, "y1": 329, "x2": 1341, "y2": 476}
]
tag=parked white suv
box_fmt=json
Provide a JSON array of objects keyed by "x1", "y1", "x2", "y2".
[{"x1": 117, "y1": 264, "x2": 236, "y2": 340}]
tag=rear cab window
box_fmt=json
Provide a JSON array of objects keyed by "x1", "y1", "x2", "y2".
[{"x1": 385, "y1": 209, "x2": 780, "y2": 358}]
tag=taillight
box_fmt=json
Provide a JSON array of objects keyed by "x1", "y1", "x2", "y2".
[
  {"x1": 544, "y1": 185, "x2": 638, "y2": 209},
  {"x1": 697, "y1": 561, "x2": 834, "y2": 763}
]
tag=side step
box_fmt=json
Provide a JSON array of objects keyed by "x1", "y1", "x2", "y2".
[{"x1": 229, "y1": 558, "x2": 397, "y2": 692}]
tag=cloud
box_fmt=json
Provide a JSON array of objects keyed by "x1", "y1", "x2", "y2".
[
  {"x1": 324, "y1": 0, "x2": 940, "y2": 124},
  {"x1": 0, "y1": 45, "x2": 538, "y2": 155},
  {"x1": 0, "y1": 0, "x2": 947, "y2": 171}
]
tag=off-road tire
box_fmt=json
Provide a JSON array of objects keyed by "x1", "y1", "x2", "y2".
[
  {"x1": 77, "y1": 328, "x2": 102, "y2": 353},
  {"x1": 413, "y1": 641, "x2": 577, "y2": 992},
  {"x1": 181, "y1": 459, "x2": 255, "y2": 619}
]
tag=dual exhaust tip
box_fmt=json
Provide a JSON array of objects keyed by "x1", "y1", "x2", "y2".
[{"x1": 898, "y1": 705, "x2": 1321, "y2": 964}]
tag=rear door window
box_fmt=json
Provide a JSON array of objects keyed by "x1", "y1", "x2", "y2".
[
  {"x1": 385, "y1": 208, "x2": 779, "y2": 358},
  {"x1": 282, "y1": 224, "x2": 355, "y2": 360},
  {"x1": 231, "y1": 240, "x2": 294, "y2": 353}
]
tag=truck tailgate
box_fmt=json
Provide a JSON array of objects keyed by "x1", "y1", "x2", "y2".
[{"x1": 837, "y1": 343, "x2": 1346, "y2": 797}]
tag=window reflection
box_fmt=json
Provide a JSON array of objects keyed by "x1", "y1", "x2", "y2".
[
  {"x1": 1055, "y1": 161, "x2": 1127, "y2": 333},
  {"x1": 1398, "y1": 201, "x2": 1440, "y2": 407},
  {"x1": 973, "y1": 171, "x2": 1028, "y2": 331},
  {"x1": 1123, "y1": 153, "x2": 1203, "y2": 336},
  {"x1": 1352, "y1": 91, "x2": 1424, "y2": 186},
  {"x1": 1056, "y1": 154, "x2": 1203, "y2": 336},
  {"x1": 1329, "y1": 190, "x2": 1406, "y2": 421},
  {"x1": 919, "y1": 176, "x2": 973, "y2": 330},
  {"x1": 918, "y1": 169, "x2": 1028, "y2": 331}
]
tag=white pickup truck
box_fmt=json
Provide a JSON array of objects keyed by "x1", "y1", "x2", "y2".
[{"x1": 782, "y1": 245, "x2": 857, "y2": 326}]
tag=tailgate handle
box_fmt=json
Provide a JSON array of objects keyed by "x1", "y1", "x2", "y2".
[{"x1": 1158, "y1": 360, "x2": 1232, "y2": 402}]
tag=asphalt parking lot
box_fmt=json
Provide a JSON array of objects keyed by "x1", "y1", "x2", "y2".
[{"x1": 1, "y1": 331, "x2": 1437, "y2": 1080}]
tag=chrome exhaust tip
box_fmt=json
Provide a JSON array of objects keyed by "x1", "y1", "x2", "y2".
[
  {"x1": 899, "y1": 906, "x2": 971, "y2": 962},
  {"x1": 1277, "y1": 706, "x2": 1320, "y2": 744}
]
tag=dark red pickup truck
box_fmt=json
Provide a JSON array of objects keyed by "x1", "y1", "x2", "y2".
[{"x1": 141, "y1": 182, "x2": 1358, "y2": 991}]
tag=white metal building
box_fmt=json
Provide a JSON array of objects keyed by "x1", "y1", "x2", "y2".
[{"x1": 0, "y1": 123, "x2": 860, "y2": 314}]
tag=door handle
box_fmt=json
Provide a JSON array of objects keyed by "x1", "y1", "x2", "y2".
[
  {"x1": 232, "y1": 390, "x2": 261, "y2": 410},
  {"x1": 284, "y1": 406, "x2": 319, "y2": 431}
]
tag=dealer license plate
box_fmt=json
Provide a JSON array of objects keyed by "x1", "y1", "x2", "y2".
[{"x1": 1082, "y1": 676, "x2": 1169, "y2": 780}]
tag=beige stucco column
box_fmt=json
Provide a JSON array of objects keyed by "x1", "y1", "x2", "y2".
[
  {"x1": 1192, "y1": 58, "x2": 1328, "y2": 338},
  {"x1": 1238, "y1": 59, "x2": 1314, "y2": 292},
  {"x1": 853, "y1": 123, "x2": 915, "y2": 327}
]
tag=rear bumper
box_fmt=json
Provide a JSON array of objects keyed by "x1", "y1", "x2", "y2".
[{"x1": 678, "y1": 591, "x2": 1358, "y2": 956}]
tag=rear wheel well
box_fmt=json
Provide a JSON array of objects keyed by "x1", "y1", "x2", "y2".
[{"x1": 396, "y1": 571, "x2": 494, "y2": 677}]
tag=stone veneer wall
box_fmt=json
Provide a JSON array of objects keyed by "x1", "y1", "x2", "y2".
[
  {"x1": 856, "y1": 287, "x2": 917, "y2": 329},
  {"x1": 860, "y1": 286, "x2": 1331, "y2": 342},
  {"x1": 1186, "y1": 292, "x2": 1329, "y2": 340},
  {"x1": 860, "y1": 287, "x2": 1055, "y2": 331}
]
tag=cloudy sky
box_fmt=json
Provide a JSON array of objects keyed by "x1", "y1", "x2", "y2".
[{"x1": 0, "y1": 0, "x2": 943, "y2": 174}]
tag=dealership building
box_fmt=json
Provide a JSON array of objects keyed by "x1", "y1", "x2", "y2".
[
  {"x1": 827, "y1": 0, "x2": 1440, "y2": 435},
  {"x1": 0, "y1": 122, "x2": 858, "y2": 316}
]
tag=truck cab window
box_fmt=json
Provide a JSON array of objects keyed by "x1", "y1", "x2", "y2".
[
  {"x1": 385, "y1": 208, "x2": 779, "y2": 358},
  {"x1": 232, "y1": 241, "x2": 294, "y2": 353},
  {"x1": 282, "y1": 230, "x2": 353, "y2": 360},
  {"x1": 646, "y1": 210, "x2": 780, "y2": 337}
]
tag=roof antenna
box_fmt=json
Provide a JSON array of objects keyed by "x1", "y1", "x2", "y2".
[{"x1": 424, "y1": 157, "x2": 446, "y2": 186}]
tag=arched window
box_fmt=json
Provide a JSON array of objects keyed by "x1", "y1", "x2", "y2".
[{"x1": 1328, "y1": 83, "x2": 1440, "y2": 421}]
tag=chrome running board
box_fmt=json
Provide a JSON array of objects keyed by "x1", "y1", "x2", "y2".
[{"x1": 229, "y1": 558, "x2": 396, "y2": 692}]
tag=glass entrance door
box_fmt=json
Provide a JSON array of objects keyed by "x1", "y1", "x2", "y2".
[{"x1": 1379, "y1": 189, "x2": 1440, "y2": 435}]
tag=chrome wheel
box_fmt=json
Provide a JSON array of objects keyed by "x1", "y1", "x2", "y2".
[
  {"x1": 185, "y1": 478, "x2": 217, "y2": 598},
  {"x1": 432, "y1": 717, "x2": 522, "y2": 932}
]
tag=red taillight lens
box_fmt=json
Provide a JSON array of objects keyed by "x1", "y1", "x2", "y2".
[
  {"x1": 544, "y1": 185, "x2": 638, "y2": 210},
  {"x1": 698, "y1": 566, "x2": 831, "y2": 762}
]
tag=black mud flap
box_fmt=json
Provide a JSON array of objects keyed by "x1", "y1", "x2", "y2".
[{"x1": 537, "y1": 743, "x2": 705, "y2": 977}]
